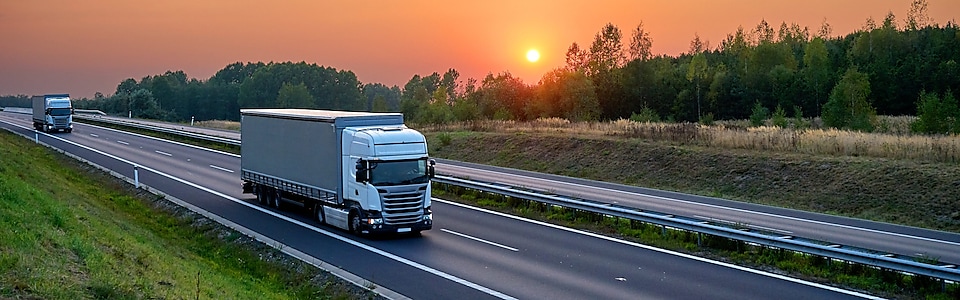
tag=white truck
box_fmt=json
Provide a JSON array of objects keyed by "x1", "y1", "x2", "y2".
[
  {"x1": 240, "y1": 109, "x2": 434, "y2": 235},
  {"x1": 32, "y1": 94, "x2": 73, "y2": 133}
]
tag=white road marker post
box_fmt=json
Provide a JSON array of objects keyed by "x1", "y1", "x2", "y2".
[
  {"x1": 134, "y1": 165, "x2": 140, "y2": 188},
  {"x1": 34, "y1": 129, "x2": 39, "y2": 143}
]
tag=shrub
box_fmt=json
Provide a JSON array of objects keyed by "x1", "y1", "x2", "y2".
[
  {"x1": 912, "y1": 90, "x2": 959, "y2": 134},
  {"x1": 749, "y1": 101, "x2": 769, "y2": 127},
  {"x1": 630, "y1": 106, "x2": 661, "y2": 123},
  {"x1": 771, "y1": 105, "x2": 788, "y2": 128}
]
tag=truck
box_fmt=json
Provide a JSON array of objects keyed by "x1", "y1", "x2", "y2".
[
  {"x1": 32, "y1": 94, "x2": 73, "y2": 133},
  {"x1": 240, "y1": 109, "x2": 434, "y2": 235}
]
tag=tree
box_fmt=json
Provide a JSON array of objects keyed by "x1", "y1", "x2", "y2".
[
  {"x1": 817, "y1": 18, "x2": 833, "y2": 39},
  {"x1": 588, "y1": 23, "x2": 625, "y2": 75},
  {"x1": 628, "y1": 22, "x2": 653, "y2": 62},
  {"x1": 565, "y1": 42, "x2": 589, "y2": 72},
  {"x1": 688, "y1": 33, "x2": 709, "y2": 54},
  {"x1": 822, "y1": 67, "x2": 876, "y2": 131},
  {"x1": 276, "y1": 82, "x2": 314, "y2": 108},
  {"x1": 912, "y1": 90, "x2": 959, "y2": 134},
  {"x1": 906, "y1": 0, "x2": 931, "y2": 30},
  {"x1": 802, "y1": 37, "x2": 831, "y2": 113},
  {"x1": 686, "y1": 52, "x2": 708, "y2": 119}
]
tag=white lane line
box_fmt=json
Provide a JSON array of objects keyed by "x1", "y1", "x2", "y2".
[
  {"x1": 209, "y1": 164, "x2": 234, "y2": 173},
  {"x1": 442, "y1": 164, "x2": 960, "y2": 247},
  {"x1": 154, "y1": 150, "x2": 172, "y2": 157},
  {"x1": 441, "y1": 229, "x2": 519, "y2": 252},
  {"x1": 116, "y1": 140, "x2": 129, "y2": 145},
  {"x1": 82, "y1": 122, "x2": 239, "y2": 158},
  {"x1": 89, "y1": 133, "x2": 99, "y2": 137},
  {"x1": 436, "y1": 199, "x2": 882, "y2": 300},
  {"x1": 6, "y1": 123, "x2": 515, "y2": 300}
]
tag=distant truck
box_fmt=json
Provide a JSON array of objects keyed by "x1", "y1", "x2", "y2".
[
  {"x1": 32, "y1": 94, "x2": 73, "y2": 133},
  {"x1": 240, "y1": 109, "x2": 434, "y2": 235}
]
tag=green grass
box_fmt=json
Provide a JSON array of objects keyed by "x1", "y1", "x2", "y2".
[{"x1": 0, "y1": 130, "x2": 366, "y2": 299}]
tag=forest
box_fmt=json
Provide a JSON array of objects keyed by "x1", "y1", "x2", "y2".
[{"x1": 2, "y1": 1, "x2": 958, "y2": 133}]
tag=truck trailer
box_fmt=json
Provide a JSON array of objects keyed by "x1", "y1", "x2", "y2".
[
  {"x1": 32, "y1": 94, "x2": 73, "y2": 133},
  {"x1": 240, "y1": 109, "x2": 434, "y2": 235}
]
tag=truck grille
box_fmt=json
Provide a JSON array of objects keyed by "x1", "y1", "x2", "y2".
[
  {"x1": 378, "y1": 185, "x2": 426, "y2": 225},
  {"x1": 54, "y1": 117, "x2": 69, "y2": 127}
]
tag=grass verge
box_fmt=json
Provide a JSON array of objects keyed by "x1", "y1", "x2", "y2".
[{"x1": 0, "y1": 130, "x2": 371, "y2": 299}]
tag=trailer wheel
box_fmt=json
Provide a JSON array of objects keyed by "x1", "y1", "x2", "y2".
[
  {"x1": 348, "y1": 211, "x2": 362, "y2": 235},
  {"x1": 313, "y1": 203, "x2": 326, "y2": 224},
  {"x1": 256, "y1": 187, "x2": 268, "y2": 205},
  {"x1": 267, "y1": 189, "x2": 281, "y2": 209}
]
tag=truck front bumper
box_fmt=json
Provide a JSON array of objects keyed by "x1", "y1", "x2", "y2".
[{"x1": 362, "y1": 219, "x2": 432, "y2": 234}]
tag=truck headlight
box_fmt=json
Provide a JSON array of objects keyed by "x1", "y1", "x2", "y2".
[{"x1": 366, "y1": 218, "x2": 383, "y2": 225}]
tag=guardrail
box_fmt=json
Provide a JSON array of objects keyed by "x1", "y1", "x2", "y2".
[
  {"x1": 73, "y1": 114, "x2": 241, "y2": 146},
  {"x1": 69, "y1": 114, "x2": 960, "y2": 281},
  {"x1": 433, "y1": 175, "x2": 960, "y2": 282}
]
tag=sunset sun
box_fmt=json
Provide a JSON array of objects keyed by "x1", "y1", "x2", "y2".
[{"x1": 526, "y1": 49, "x2": 540, "y2": 62}]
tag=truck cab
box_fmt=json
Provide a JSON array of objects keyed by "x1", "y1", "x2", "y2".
[
  {"x1": 344, "y1": 126, "x2": 434, "y2": 234},
  {"x1": 32, "y1": 94, "x2": 73, "y2": 133}
]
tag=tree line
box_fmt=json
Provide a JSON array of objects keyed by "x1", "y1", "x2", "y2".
[{"x1": 2, "y1": 0, "x2": 956, "y2": 133}]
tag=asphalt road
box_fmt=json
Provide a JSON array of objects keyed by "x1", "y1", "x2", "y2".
[
  {"x1": 0, "y1": 111, "x2": 878, "y2": 299},
  {"x1": 71, "y1": 112, "x2": 960, "y2": 265}
]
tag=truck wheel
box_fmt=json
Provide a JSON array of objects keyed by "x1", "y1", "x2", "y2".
[
  {"x1": 269, "y1": 190, "x2": 281, "y2": 209},
  {"x1": 348, "y1": 211, "x2": 362, "y2": 235},
  {"x1": 313, "y1": 203, "x2": 326, "y2": 224},
  {"x1": 256, "y1": 187, "x2": 268, "y2": 205}
]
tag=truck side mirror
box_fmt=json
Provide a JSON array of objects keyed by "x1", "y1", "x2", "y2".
[
  {"x1": 427, "y1": 159, "x2": 436, "y2": 178},
  {"x1": 355, "y1": 160, "x2": 368, "y2": 182}
]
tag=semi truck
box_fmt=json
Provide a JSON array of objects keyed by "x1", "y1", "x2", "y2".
[
  {"x1": 32, "y1": 94, "x2": 73, "y2": 133},
  {"x1": 240, "y1": 109, "x2": 434, "y2": 235}
]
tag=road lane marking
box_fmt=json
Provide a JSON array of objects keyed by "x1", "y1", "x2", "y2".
[
  {"x1": 441, "y1": 229, "x2": 519, "y2": 252},
  {"x1": 436, "y1": 198, "x2": 882, "y2": 300},
  {"x1": 80, "y1": 122, "x2": 239, "y2": 158},
  {"x1": 441, "y1": 164, "x2": 960, "y2": 247},
  {"x1": 209, "y1": 164, "x2": 234, "y2": 173},
  {"x1": 155, "y1": 150, "x2": 172, "y2": 157},
  {"x1": 117, "y1": 140, "x2": 129, "y2": 145},
  {"x1": 89, "y1": 133, "x2": 99, "y2": 137},
  {"x1": 0, "y1": 122, "x2": 515, "y2": 300}
]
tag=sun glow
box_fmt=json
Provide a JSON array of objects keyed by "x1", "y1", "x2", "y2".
[{"x1": 526, "y1": 49, "x2": 540, "y2": 62}]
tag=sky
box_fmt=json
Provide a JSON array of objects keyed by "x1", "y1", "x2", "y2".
[{"x1": 1, "y1": 0, "x2": 958, "y2": 99}]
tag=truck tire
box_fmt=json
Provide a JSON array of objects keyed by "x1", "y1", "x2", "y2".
[
  {"x1": 256, "y1": 187, "x2": 268, "y2": 205},
  {"x1": 269, "y1": 189, "x2": 281, "y2": 209},
  {"x1": 313, "y1": 203, "x2": 326, "y2": 224},
  {"x1": 348, "y1": 211, "x2": 362, "y2": 235}
]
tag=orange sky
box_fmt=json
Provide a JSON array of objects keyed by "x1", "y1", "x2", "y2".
[{"x1": 1, "y1": 0, "x2": 958, "y2": 98}]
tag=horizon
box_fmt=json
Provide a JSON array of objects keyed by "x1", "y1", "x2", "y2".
[{"x1": 1, "y1": 0, "x2": 958, "y2": 99}]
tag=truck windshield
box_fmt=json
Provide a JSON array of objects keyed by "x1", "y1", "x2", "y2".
[
  {"x1": 49, "y1": 108, "x2": 71, "y2": 116},
  {"x1": 369, "y1": 159, "x2": 429, "y2": 186}
]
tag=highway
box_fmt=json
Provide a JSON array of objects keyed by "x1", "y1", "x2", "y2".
[
  {"x1": 75, "y1": 112, "x2": 960, "y2": 265},
  {"x1": 0, "y1": 111, "x2": 878, "y2": 299}
]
